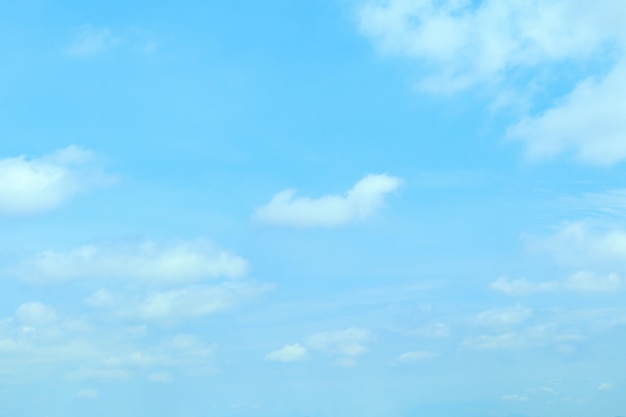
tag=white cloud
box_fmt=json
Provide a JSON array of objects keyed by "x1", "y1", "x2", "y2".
[
  {"x1": 395, "y1": 350, "x2": 439, "y2": 363},
  {"x1": 15, "y1": 239, "x2": 248, "y2": 284},
  {"x1": 306, "y1": 328, "x2": 373, "y2": 362},
  {"x1": 0, "y1": 146, "x2": 111, "y2": 215},
  {"x1": 508, "y1": 61, "x2": 626, "y2": 165},
  {"x1": 132, "y1": 283, "x2": 269, "y2": 321},
  {"x1": 357, "y1": 0, "x2": 620, "y2": 93},
  {"x1": 77, "y1": 388, "x2": 99, "y2": 399},
  {"x1": 15, "y1": 302, "x2": 58, "y2": 326},
  {"x1": 254, "y1": 174, "x2": 401, "y2": 227},
  {"x1": 491, "y1": 272, "x2": 625, "y2": 296},
  {"x1": 462, "y1": 333, "x2": 525, "y2": 350},
  {"x1": 502, "y1": 394, "x2": 529, "y2": 401},
  {"x1": 356, "y1": 1, "x2": 626, "y2": 164},
  {"x1": 147, "y1": 372, "x2": 172, "y2": 383},
  {"x1": 529, "y1": 222, "x2": 626, "y2": 268},
  {"x1": 67, "y1": 26, "x2": 121, "y2": 57},
  {"x1": 597, "y1": 383, "x2": 613, "y2": 391},
  {"x1": 265, "y1": 343, "x2": 308, "y2": 362},
  {"x1": 69, "y1": 367, "x2": 132, "y2": 381},
  {"x1": 471, "y1": 305, "x2": 533, "y2": 327},
  {"x1": 85, "y1": 283, "x2": 270, "y2": 322}
]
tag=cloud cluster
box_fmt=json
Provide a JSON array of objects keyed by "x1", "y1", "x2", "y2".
[
  {"x1": 255, "y1": 174, "x2": 402, "y2": 227},
  {"x1": 356, "y1": 0, "x2": 626, "y2": 164},
  {"x1": 0, "y1": 146, "x2": 112, "y2": 215}
]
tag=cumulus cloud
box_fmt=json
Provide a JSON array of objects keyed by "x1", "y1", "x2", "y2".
[
  {"x1": 14, "y1": 239, "x2": 248, "y2": 284},
  {"x1": 0, "y1": 146, "x2": 112, "y2": 215},
  {"x1": 356, "y1": 0, "x2": 626, "y2": 164},
  {"x1": 254, "y1": 174, "x2": 401, "y2": 227},
  {"x1": 265, "y1": 343, "x2": 308, "y2": 362},
  {"x1": 66, "y1": 26, "x2": 121, "y2": 57},
  {"x1": 491, "y1": 272, "x2": 625, "y2": 296}
]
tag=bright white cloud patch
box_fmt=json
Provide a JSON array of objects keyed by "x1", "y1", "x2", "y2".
[
  {"x1": 0, "y1": 146, "x2": 111, "y2": 215},
  {"x1": 265, "y1": 343, "x2": 308, "y2": 362},
  {"x1": 15, "y1": 239, "x2": 248, "y2": 284},
  {"x1": 255, "y1": 174, "x2": 401, "y2": 227},
  {"x1": 67, "y1": 26, "x2": 121, "y2": 57},
  {"x1": 508, "y1": 61, "x2": 626, "y2": 165},
  {"x1": 491, "y1": 272, "x2": 625, "y2": 296},
  {"x1": 357, "y1": 0, "x2": 621, "y2": 92},
  {"x1": 357, "y1": 0, "x2": 626, "y2": 164}
]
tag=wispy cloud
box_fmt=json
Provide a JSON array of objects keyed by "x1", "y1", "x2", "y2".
[
  {"x1": 13, "y1": 239, "x2": 247, "y2": 284},
  {"x1": 255, "y1": 174, "x2": 402, "y2": 228},
  {"x1": 66, "y1": 26, "x2": 121, "y2": 57},
  {"x1": 0, "y1": 146, "x2": 113, "y2": 216},
  {"x1": 491, "y1": 272, "x2": 625, "y2": 296}
]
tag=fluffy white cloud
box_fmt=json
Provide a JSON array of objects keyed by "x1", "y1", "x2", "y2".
[
  {"x1": 0, "y1": 146, "x2": 111, "y2": 215},
  {"x1": 471, "y1": 305, "x2": 533, "y2": 327},
  {"x1": 508, "y1": 61, "x2": 626, "y2": 165},
  {"x1": 357, "y1": 1, "x2": 626, "y2": 164},
  {"x1": 491, "y1": 272, "x2": 624, "y2": 296},
  {"x1": 255, "y1": 174, "x2": 402, "y2": 227},
  {"x1": 357, "y1": 0, "x2": 622, "y2": 92},
  {"x1": 395, "y1": 350, "x2": 439, "y2": 363},
  {"x1": 265, "y1": 343, "x2": 308, "y2": 362},
  {"x1": 15, "y1": 239, "x2": 248, "y2": 284},
  {"x1": 66, "y1": 26, "x2": 121, "y2": 57}
]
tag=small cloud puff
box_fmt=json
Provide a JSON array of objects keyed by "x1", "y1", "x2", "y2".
[
  {"x1": 254, "y1": 174, "x2": 401, "y2": 228},
  {"x1": 265, "y1": 344, "x2": 308, "y2": 362},
  {"x1": 0, "y1": 146, "x2": 113, "y2": 216}
]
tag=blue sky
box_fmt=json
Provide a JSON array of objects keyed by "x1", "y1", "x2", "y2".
[{"x1": 2, "y1": 1, "x2": 626, "y2": 416}]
